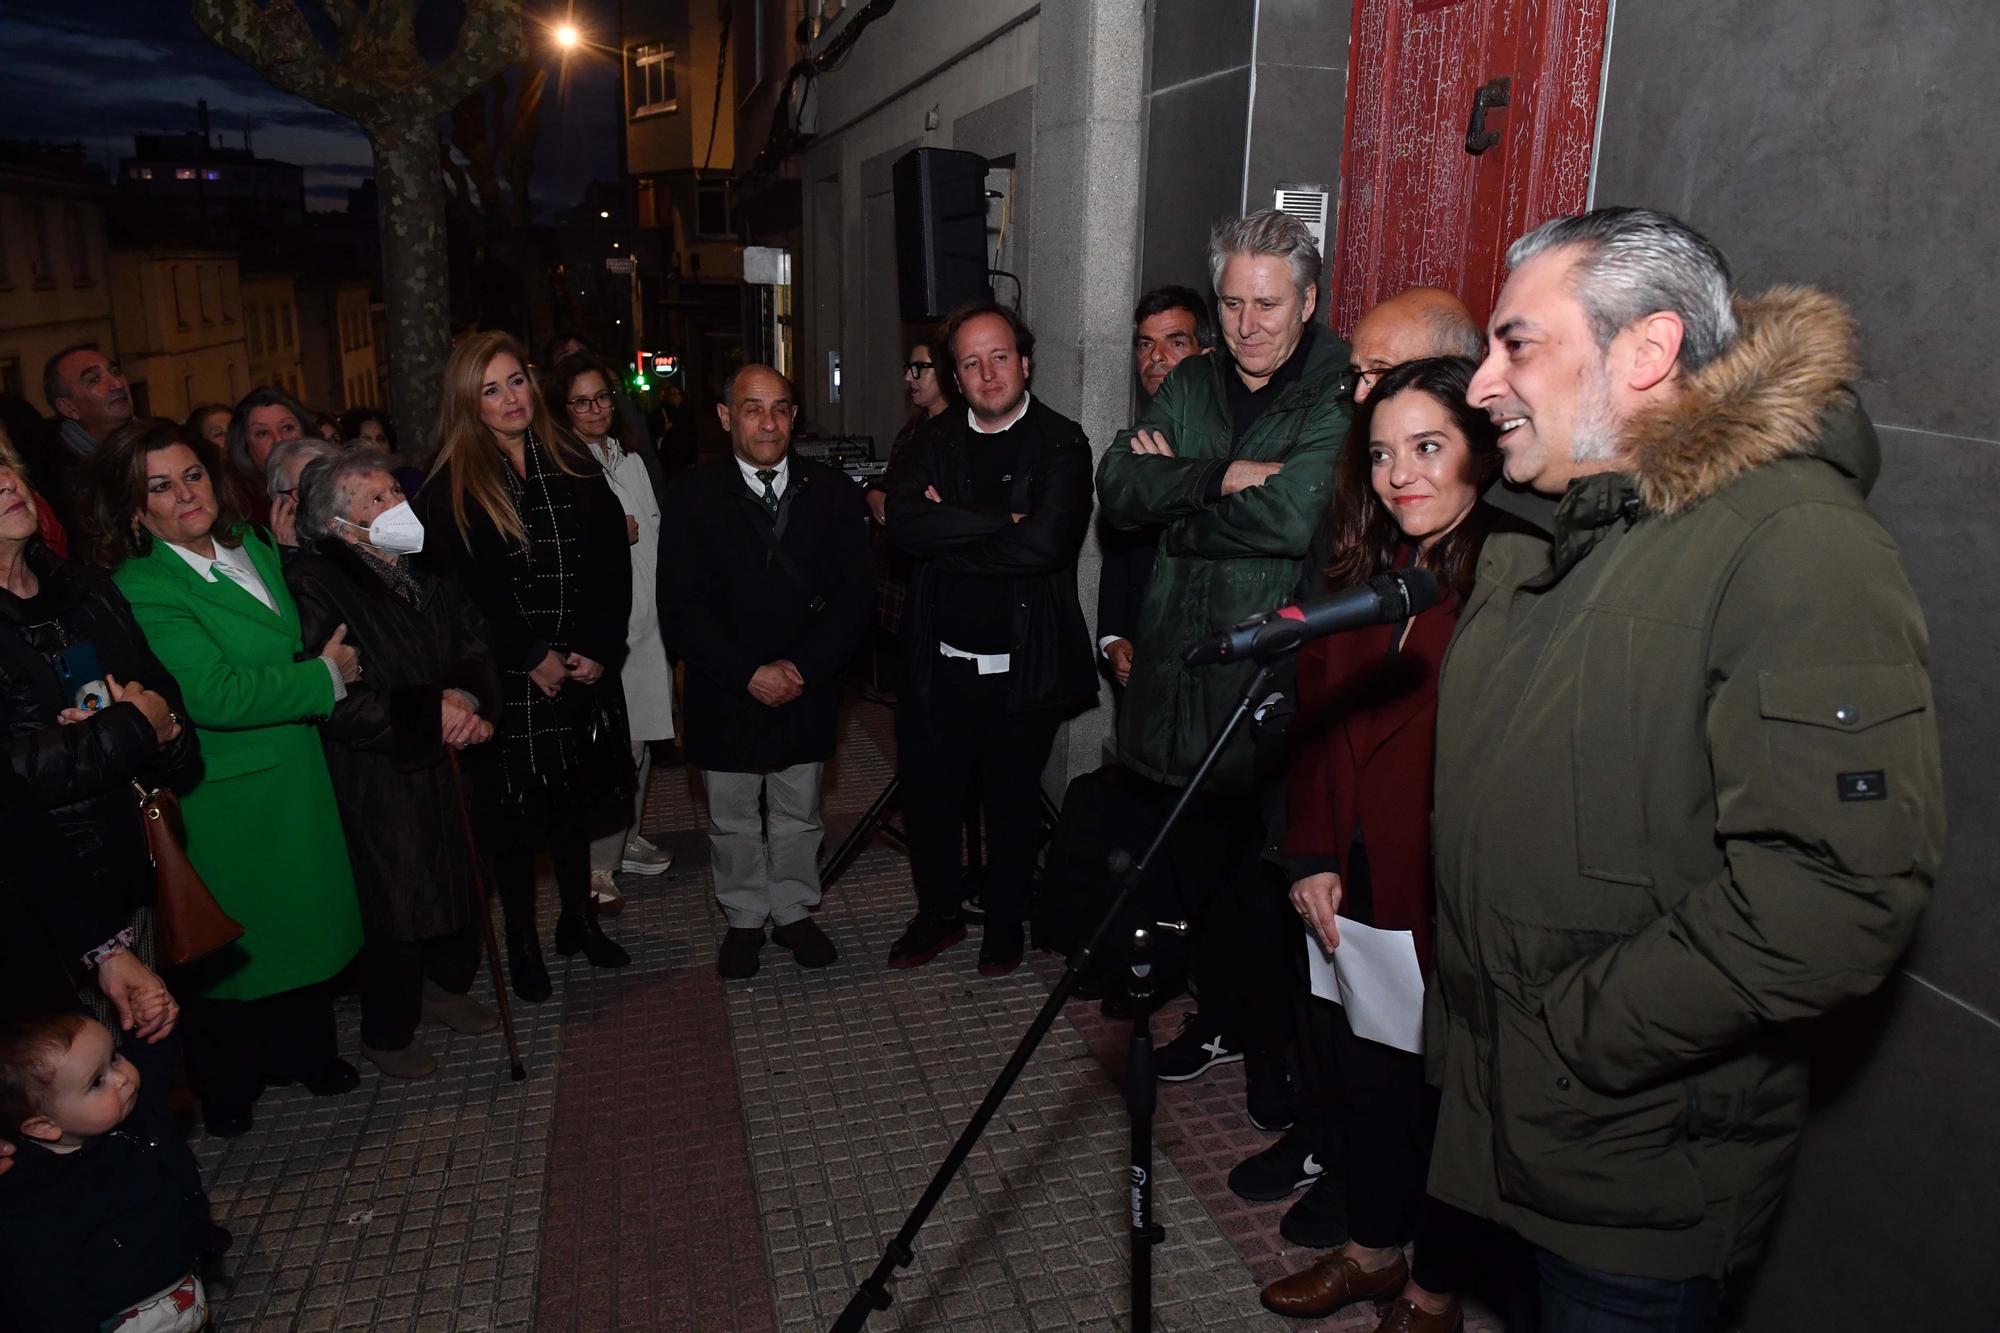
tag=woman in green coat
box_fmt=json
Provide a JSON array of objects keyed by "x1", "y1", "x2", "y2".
[{"x1": 77, "y1": 418, "x2": 365, "y2": 1138}]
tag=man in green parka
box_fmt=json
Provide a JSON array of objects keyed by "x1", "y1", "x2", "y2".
[
  {"x1": 1097, "y1": 210, "x2": 1353, "y2": 1120},
  {"x1": 1425, "y1": 209, "x2": 1943, "y2": 1327}
]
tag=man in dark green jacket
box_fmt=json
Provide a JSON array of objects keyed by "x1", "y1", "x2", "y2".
[
  {"x1": 1097, "y1": 210, "x2": 1353, "y2": 1118},
  {"x1": 1427, "y1": 208, "x2": 1943, "y2": 1327}
]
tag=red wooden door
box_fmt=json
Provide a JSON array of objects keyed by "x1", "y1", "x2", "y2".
[{"x1": 1329, "y1": 0, "x2": 1611, "y2": 333}]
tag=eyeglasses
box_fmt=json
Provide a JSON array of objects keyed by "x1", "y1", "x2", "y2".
[
  {"x1": 566, "y1": 390, "x2": 615, "y2": 412},
  {"x1": 904, "y1": 362, "x2": 934, "y2": 377}
]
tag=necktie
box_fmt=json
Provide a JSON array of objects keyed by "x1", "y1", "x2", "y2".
[
  {"x1": 212, "y1": 556, "x2": 273, "y2": 613},
  {"x1": 756, "y1": 468, "x2": 779, "y2": 518}
]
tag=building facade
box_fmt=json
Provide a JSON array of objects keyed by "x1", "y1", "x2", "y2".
[
  {"x1": 240, "y1": 272, "x2": 306, "y2": 402},
  {"x1": 117, "y1": 120, "x2": 308, "y2": 253},
  {"x1": 0, "y1": 143, "x2": 114, "y2": 408},
  {"x1": 296, "y1": 275, "x2": 379, "y2": 414},
  {"x1": 105, "y1": 248, "x2": 248, "y2": 421},
  {"x1": 620, "y1": 0, "x2": 745, "y2": 445}
]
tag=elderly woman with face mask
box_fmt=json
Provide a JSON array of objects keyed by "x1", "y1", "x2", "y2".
[{"x1": 284, "y1": 450, "x2": 503, "y2": 1079}]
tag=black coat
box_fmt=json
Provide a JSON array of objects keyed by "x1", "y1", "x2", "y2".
[
  {"x1": 0, "y1": 762, "x2": 129, "y2": 1020},
  {"x1": 661, "y1": 455, "x2": 873, "y2": 772},
  {"x1": 0, "y1": 541, "x2": 203, "y2": 923},
  {"x1": 287, "y1": 540, "x2": 502, "y2": 940},
  {"x1": 1094, "y1": 521, "x2": 1159, "y2": 645},
  {"x1": 0, "y1": 1117, "x2": 210, "y2": 1331},
  {"x1": 885, "y1": 399, "x2": 1097, "y2": 716},
  {"x1": 412, "y1": 454, "x2": 632, "y2": 676}
]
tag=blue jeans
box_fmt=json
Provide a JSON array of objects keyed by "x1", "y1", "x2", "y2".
[{"x1": 1538, "y1": 1250, "x2": 1721, "y2": 1333}]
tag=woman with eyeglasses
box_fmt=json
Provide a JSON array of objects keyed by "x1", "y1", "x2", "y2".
[
  {"x1": 546, "y1": 353, "x2": 676, "y2": 917},
  {"x1": 862, "y1": 338, "x2": 953, "y2": 688},
  {"x1": 864, "y1": 339, "x2": 951, "y2": 527}
]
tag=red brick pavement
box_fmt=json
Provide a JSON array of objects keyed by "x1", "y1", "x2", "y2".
[{"x1": 535, "y1": 967, "x2": 780, "y2": 1333}]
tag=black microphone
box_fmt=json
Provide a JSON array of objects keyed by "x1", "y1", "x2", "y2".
[{"x1": 1182, "y1": 568, "x2": 1441, "y2": 666}]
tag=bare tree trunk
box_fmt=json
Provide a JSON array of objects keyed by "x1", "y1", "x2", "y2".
[
  {"x1": 190, "y1": 0, "x2": 526, "y2": 460},
  {"x1": 372, "y1": 117, "x2": 452, "y2": 457}
]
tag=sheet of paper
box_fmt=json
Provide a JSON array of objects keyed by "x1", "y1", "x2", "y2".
[{"x1": 1305, "y1": 916, "x2": 1426, "y2": 1055}]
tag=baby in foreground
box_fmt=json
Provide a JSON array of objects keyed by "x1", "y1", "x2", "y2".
[{"x1": 0, "y1": 1014, "x2": 211, "y2": 1331}]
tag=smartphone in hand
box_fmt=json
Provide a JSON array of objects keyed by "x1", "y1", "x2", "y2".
[{"x1": 52, "y1": 641, "x2": 111, "y2": 712}]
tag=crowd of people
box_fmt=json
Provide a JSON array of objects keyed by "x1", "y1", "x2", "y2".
[
  {"x1": 0, "y1": 201, "x2": 1944, "y2": 1333},
  {"x1": 0, "y1": 327, "x2": 688, "y2": 1328},
  {"x1": 857, "y1": 205, "x2": 1941, "y2": 1333}
]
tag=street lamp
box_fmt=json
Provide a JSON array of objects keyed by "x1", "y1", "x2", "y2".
[{"x1": 554, "y1": 23, "x2": 580, "y2": 50}]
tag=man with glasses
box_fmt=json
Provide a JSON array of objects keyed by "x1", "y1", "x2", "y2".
[
  {"x1": 1347, "y1": 286, "x2": 1481, "y2": 404},
  {"x1": 660, "y1": 365, "x2": 874, "y2": 979},
  {"x1": 865, "y1": 338, "x2": 953, "y2": 527}
]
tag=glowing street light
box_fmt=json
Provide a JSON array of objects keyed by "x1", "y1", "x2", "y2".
[{"x1": 554, "y1": 23, "x2": 580, "y2": 50}]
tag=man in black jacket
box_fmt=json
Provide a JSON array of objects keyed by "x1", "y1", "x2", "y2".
[
  {"x1": 884, "y1": 302, "x2": 1096, "y2": 975},
  {"x1": 661, "y1": 365, "x2": 872, "y2": 979}
]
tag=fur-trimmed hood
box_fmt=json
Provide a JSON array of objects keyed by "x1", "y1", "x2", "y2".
[{"x1": 1624, "y1": 286, "x2": 1872, "y2": 515}]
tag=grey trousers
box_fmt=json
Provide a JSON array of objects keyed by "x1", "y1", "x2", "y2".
[{"x1": 704, "y1": 763, "x2": 826, "y2": 929}]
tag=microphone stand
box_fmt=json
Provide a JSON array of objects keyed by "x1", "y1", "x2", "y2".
[{"x1": 829, "y1": 658, "x2": 1281, "y2": 1333}]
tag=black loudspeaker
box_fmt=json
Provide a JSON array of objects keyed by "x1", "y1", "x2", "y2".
[{"x1": 892, "y1": 147, "x2": 990, "y2": 322}]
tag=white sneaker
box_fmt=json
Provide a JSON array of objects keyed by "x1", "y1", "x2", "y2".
[
  {"x1": 589, "y1": 869, "x2": 625, "y2": 916},
  {"x1": 620, "y1": 834, "x2": 673, "y2": 876}
]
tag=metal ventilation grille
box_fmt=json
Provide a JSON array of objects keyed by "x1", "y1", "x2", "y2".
[{"x1": 1274, "y1": 183, "x2": 1331, "y2": 253}]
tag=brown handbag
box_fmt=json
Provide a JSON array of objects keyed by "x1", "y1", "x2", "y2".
[{"x1": 136, "y1": 781, "x2": 244, "y2": 967}]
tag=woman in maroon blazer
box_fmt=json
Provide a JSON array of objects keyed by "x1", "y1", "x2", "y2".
[{"x1": 1254, "y1": 357, "x2": 1528, "y2": 1332}]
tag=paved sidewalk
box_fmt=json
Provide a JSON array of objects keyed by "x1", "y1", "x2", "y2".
[{"x1": 188, "y1": 700, "x2": 1506, "y2": 1331}]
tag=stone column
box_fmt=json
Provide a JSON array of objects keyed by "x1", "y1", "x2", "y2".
[{"x1": 1024, "y1": 0, "x2": 1149, "y2": 798}]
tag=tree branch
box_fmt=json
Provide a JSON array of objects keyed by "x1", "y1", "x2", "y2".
[
  {"x1": 189, "y1": 0, "x2": 378, "y2": 122},
  {"x1": 302, "y1": 0, "x2": 359, "y2": 37},
  {"x1": 424, "y1": 0, "x2": 529, "y2": 113},
  {"x1": 503, "y1": 64, "x2": 545, "y2": 227}
]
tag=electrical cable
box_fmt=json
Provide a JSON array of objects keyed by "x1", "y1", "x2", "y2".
[{"x1": 700, "y1": 5, "x2": 734, "y2": 174}]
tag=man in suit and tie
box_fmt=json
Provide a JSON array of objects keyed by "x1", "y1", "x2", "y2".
[{"x1": 659, "y1": 366, "x2": 873, "y2": 979}]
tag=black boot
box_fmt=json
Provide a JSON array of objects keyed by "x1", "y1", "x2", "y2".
[
  {"x1": 554, "y1": 897, "x2": 630, "y2": 968},
  {"x1": 494, "y1": 849, "x2": 551, "y2": 1001},
  {"x1": 508, "y1": 928, "x2": 553, "y2": 1002}
]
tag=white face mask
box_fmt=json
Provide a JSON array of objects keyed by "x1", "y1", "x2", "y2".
[{"x1": 338, "y1": 499, "x2": 425, "y2": 554}]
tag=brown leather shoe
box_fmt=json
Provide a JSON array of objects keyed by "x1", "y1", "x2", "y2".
[
  {"x1": 1259, "y1": 1250, "x2": 1410, "y2": 1319},
  {"x1": 1373, "y1": 1295, "x2": 1463, "y2": 1333}
]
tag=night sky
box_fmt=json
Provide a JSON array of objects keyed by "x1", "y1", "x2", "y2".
[{"x1": 0, "y1": 0, "x2": 622, "y2": 214}]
